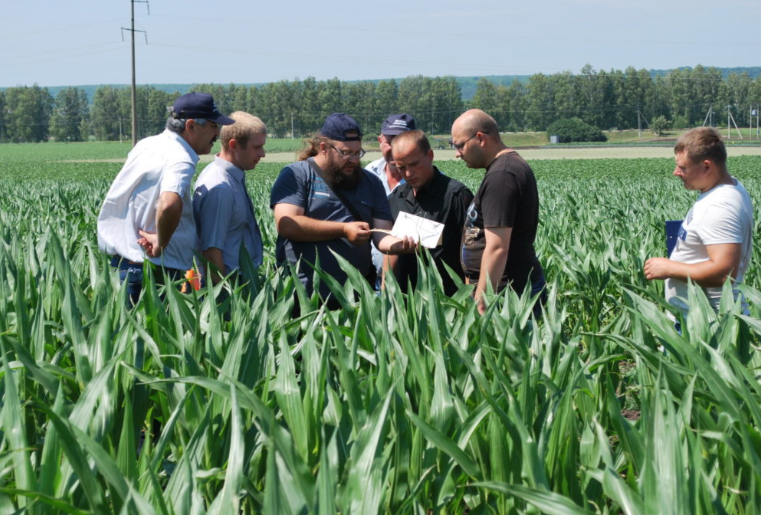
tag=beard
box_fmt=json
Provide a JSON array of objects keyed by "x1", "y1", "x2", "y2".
[{"x1": 322, "y1": 161, "x2": 361, "y2": 190}]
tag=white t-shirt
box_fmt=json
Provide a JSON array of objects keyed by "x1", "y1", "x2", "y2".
[
  {"x1": 97, "y1": 130, "x2": 199, "y2": 270},
  {"x1": 665, "y1": 178, "x2": 753, "y2": 315}
]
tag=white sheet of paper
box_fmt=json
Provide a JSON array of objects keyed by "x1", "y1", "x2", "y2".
[{"x1": 391, "y1": 212, "x2": 444, "y2": 249}]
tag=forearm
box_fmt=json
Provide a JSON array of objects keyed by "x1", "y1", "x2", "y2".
[
  {"x1": 277, "y1": 214, "x2": 347, "y2": 242},
  {"x1": 382, "y1": 253, "x2": 399, "y2": 290},
  {"x1": 375, "y1": 233, "x2": 408, "y2": 254},
  {"x1": 202, "y1": 248, "x2": 225, "y2": 285},
  {"x1": 385, "y1": 253, "x2": 398, "y2": 273},
  {"x1": 475, "y1": 246, "x2": 508, "y2": 300},
  {"x1": 156, "y1": 194, "x2": 183, "y2": 249},
  {"x1": 656, "y1": 258, "x2": 737, "y2": 287},
  {"x1": 372, "y1": 218, "x2": 410, "y2": 255}
]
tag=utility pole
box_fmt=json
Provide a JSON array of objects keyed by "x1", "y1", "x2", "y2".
[
  {"x1": 727, "y1": 105, "x2": 731, "y2": 139},
  {"x1": 726, "y1": 105, "x2": 743, "y2": 139},
  {"x1": 122, "y1": 0, "x2": 149, "y2": 146}
]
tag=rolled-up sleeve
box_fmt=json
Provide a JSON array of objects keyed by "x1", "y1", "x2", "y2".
[{"x1": 161, "y1": 160, "x2": 195, "y2": 198}]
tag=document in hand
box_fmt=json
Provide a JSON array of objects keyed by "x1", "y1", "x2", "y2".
[{"x1": 390, "y1": 212, "x2": 445, "y2": 249}]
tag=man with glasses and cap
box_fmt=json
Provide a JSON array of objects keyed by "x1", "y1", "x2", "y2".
[
  {"x1": 97, "y1": 92, "x2": 235, "y2": 305},
  {"x1": 365, "y1": 113, "x2": 416, "y2": 195},
  {"x1": 365, "y1": 113, "x2": 416, "y2": 290},
  {"x1": 270, "y1": 113, "x2": 415, "y2": 307},
  {"x1": 450, "y1": 109, "x2": 546, "y2": 316}
]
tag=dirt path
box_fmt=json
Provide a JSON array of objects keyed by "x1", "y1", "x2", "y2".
[
  {"x1": 64, "y1": 145, "x2": 761, "y2": 165},
  {"x1": 257, "y1": 146, "x2": 761, "y2": 164}
]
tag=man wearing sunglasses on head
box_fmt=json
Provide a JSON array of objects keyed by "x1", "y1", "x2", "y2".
[
  {"x1": 270, "y1": 113, "x2": 415, "y2": 307},
  {"x1": 451, "y1": 109, "x2": 546, "y2": 316}
]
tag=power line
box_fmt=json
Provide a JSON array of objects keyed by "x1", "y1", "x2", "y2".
[{"x1": 121, "y1": 0, "x2": 149, "y2": 146}]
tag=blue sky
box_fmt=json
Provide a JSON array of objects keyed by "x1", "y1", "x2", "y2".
[{"x1": 2, "y1": 0, "x2": 759, "y2": 87}]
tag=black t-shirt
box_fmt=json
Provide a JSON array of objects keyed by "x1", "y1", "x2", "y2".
[
  {"x1": 461, "y1": 151, "x2": 542, "y2": 294},
  {"x1": 388, "y1": 168, "x2": 473, "y2": 295}
]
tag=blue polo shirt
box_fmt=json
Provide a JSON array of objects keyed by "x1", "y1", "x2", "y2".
[{"x1": 193, "y1": 155, "x2": 264, "y2": 274}]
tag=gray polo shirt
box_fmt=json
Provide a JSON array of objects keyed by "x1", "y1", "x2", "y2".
[{"x1": 193, "y1": 155, "x2": 263, "y2": 274}]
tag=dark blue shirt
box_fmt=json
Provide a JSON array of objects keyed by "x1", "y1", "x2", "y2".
[{"x1": 270, "y1": 158, "x2": 392, "y2": 298}]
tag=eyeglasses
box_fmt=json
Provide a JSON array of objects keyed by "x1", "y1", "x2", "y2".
[
  {"x1": 450, "y1": 131, "x2": 489, "y2": 152},
  {"x1": 328, "y1": 144, "x2": 365, "y2": 160}
]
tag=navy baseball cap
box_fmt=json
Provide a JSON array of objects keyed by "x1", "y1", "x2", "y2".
[
  {"x1": 381, "y1": 113, "x2": 416, "y2": 135},
  {"x1": 171, "y1": 92, "x2": 235, "y2": 125},
  {"x1": 320, "y1": 113, "x2": 362, "y2": 141}
]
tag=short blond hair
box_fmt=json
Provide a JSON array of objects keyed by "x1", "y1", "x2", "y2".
[
  {"x1": 221, "y1": 111, "x2": 266, "y2": 150},
  {"x1": 674, "y1": 127, "x2": 727, "y2": 167}
]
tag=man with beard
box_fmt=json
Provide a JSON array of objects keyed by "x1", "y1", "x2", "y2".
[
  {"x1": 270, "y1": 113, "x2": 415, "y2": 305},
  {"x1": 98, "y1": 92, "x2": 234, "y2": 305}
]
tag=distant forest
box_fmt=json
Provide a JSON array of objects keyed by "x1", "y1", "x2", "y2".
[{"x1": 2, "y1": 65, "x2": 760, "y2": 143}]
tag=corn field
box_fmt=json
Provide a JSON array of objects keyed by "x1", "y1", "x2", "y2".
[{"x1": 0, "y1": 152, "x2": 760, "y2": 514}]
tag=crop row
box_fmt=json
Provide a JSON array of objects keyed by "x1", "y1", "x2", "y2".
[{"x1": 0, "y1": 155, "x2": 759, "y2": 513}]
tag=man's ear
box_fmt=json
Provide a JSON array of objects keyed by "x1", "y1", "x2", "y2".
[{"x1": 228, "y1": 138, "x2": 238, "y2": 151}]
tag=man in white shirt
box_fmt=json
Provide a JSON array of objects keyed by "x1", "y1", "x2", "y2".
[
  {"x1": 644, "y1": 127, "x2": 753, "y2": 319},
  {"x1": 97, "y1": 92, "x2": 235, "y2": 304},
  {"x1": 193, "y1": 112, "x2": 266, "y2": 285},
  {"x1": 364, "y1": 113, "x2": 416, "y2": 289}
]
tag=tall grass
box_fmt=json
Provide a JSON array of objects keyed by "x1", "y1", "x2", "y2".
[{"x1": 0, "y1": 155, "x2": 759, "y2": 513}]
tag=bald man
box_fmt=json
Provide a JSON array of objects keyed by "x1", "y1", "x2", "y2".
[{"x1": 450, "y1": 109, "x2": 546, "y2": 315}]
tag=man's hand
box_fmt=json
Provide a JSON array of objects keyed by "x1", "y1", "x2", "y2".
[
  {"x1": 138, "y1": 229, "x2": 161, "y2": 257},
  {"x1": 343, "y1": 221, "x2": 371, "y2": 246},
  {"x1": 477, "y1": 296, "x2": 487, "y2": 316},
  {"x1": 645, "y1": 243, "x2": 741, "y2": 286},
  {"x1": 644, "y1": 257, "x2": 672, "y2": 281},
  {"x1": 389, "y1": 235, "x2": 417, "y2": 254}
]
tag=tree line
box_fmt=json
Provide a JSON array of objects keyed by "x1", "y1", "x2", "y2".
[{"x1": 2, "y1": 65, "x2": 760, "y2": 143}]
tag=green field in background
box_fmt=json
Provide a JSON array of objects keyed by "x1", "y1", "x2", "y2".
[{"x1": 1, "y1": 142, "x2": 760, "y2": 513}]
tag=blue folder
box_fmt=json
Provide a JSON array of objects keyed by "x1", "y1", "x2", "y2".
[{"x1": 665, "y1": 220, "x2": 682, "y2": 257}]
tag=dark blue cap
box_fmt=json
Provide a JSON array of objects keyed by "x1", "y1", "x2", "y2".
[
  {"x1": 320, "y1": 113, "x2": 362, "y2": 141},
  {"x1": 381, "y1": 113, "x2": 416, "y2": 135},
  {"x1": 172, "y1": 92, "x2": 235, "y2": 125}
]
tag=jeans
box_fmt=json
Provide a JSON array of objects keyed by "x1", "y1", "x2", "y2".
[
  {"x1": 110, "y1": 256, "x2": 184, "y2": 307},
  {"x1": 530, "y1": 272, "x2": 548, "y2": 319}
]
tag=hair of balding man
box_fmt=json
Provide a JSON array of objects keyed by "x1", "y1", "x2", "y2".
[
  {"x1": 391, "y1": 129, "x2": 431, "y2": 154},
  {"x1": 457, "y1": 109, "x2": 499, "y2": 141}
]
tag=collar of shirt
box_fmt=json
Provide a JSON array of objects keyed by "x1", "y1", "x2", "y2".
[
  {"x1": 163, "y1": 129, "x2": 201, "y2": 165},
  {"x1": 213, "y1": 154, "x2": 245, "y2": 184}
]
